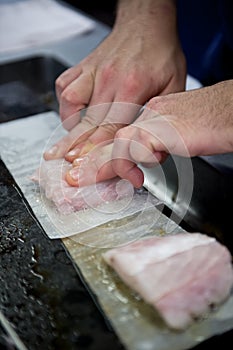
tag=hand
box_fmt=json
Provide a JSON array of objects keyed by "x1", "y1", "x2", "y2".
[
  {"x1": 111, "y1": 80, "x2": 233, "y2": 187},
  {"x1": 44, "y1": 0, "x2": 186, "y2": 161},
  {"x1": 64, "y1": 80, "x2": 233, "y2": 188},
  {"x1": 65, "y1": 142, "x2": 116, "y2": 187}
]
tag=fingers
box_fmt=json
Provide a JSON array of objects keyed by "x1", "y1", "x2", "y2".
[
  {"x1": 43, "y1": 104, "x2": 112, "y2": 161},
  {"x1": 64, "y1": 113, "x2": 186, "y2": 188},
  {"x1": 43, "y1": 123, "x2": 97, "y2": 161},
  {"x1": 65, "y1": 102, "x2": 142, "y2": 160},
  {"x1": 46, "y1": 102, "x2": 141, "y2": 162},
  {"x1": 111, "y1": 113, "x2": 192, "y2": 186},
  {"x1": 52, "y1": 83, "x2": 233, "y2": 190},
  {"x1": 111, "y1": 126, "x2": 162, "y2": 188},
  {"x1": 111, "y1": 158, "x2": 144, "y2": 189},
  {"x1": 44, "y1": 92, "x2": 185, "y2": 167},
  {"x1": 63, "y1": 69, "x2": 146, "y2": 152},
  {"x1": 44, "y1": 103, "x2": 114, "y2": 161},
  {"x1": 65, "y1": 143, "x2": 116, "y2": 187},
  {"x1": 62, "y1": 103, "x2": 115, "y2": 160},
  {"x1": 86, "y1": 102, "x2": 141, "y2": 145},
  {"x1": 56, "y1": 65, "x2": 83, "y2": 101},
  {"x1": 59, "y1": 72, "x2": 95, "y2": 130},
  {"x1": 53, "y1": 19, "x2": 187, "y2": 153}
]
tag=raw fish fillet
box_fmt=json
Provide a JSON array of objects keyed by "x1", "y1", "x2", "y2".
[
  {"x1": 32, "y1": 159, "x2": 134, "y2": 214},
  {"x1": 103, "y1": 233, "x2": 233, "y2": 330}
]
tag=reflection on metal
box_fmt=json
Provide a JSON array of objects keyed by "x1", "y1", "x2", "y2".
[{"x1": 141, "y1": 154, "x2": 195, "y2": 229}]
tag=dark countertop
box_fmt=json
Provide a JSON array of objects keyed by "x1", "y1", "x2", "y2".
[{"x1": 0, "y1": 158, "x2": 124, "y2": 350}]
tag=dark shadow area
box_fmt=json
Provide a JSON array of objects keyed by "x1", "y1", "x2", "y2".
[
  {"x1": 64, "y1": 0, "x2": 117, "y2": 27},
  {"x1": 0, "y1": 56, "x2": 65, "y2": 122}
]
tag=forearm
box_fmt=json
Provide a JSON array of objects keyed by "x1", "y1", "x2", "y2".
[{"x1": 114, "y1": 0, "x2": 177, "y2": 32}]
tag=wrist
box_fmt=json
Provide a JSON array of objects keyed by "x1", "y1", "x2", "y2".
[{"x1": 114, "y1": 0, "x2": 176, "y2": 27}]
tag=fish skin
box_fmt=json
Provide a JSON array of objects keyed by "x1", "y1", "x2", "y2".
[{"x1": 103, "y1": 233, "x2": 233, "y2": 330}]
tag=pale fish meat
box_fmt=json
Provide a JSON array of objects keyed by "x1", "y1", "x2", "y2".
[
  {"x1": 31, "y1": 159, "x2": 134, "y2": 214},
  {"x1": 103, "y1": 233, "x2": 233, "y2": 330}
]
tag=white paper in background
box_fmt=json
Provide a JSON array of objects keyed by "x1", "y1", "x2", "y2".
[
  {"x1": 0, "y1": 0, "x2": 95, "y2": 53},
  {"x1": 0, "y1": 111, "x2": 162, "y2": 242}
]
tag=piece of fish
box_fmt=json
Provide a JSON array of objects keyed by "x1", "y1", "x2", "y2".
[
  {"x1": 103, "y1": 233, "x2": 233, "y2": 330},
  {"x1": 31, "y1": 159, "x2": 134, "y2": 214}
]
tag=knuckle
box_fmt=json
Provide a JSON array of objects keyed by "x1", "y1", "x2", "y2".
[
  {"x1": 60, "y1": 87, "x2": 78, "y2": 105},
  {"x1": 147, "y1": 95, "x2": 174, "y2": 115},
  {"x1": 82, "y1": 112, "x2": 97, "y2": 126},
  {"x1": 147, "y1": 96, "x2": 165, "y2": 111},
  {"x1": 99, "y1": 123, "x2": 121, "y2": 138},
  {"x1": 115, "y1": 127, "x2": 126, "y2": 139},
  {"x1": 100, "y1": 63, "x2": 117, "y2": 82},
  {"x1": 115, "y1": 125, "x2": 134, "y2": 140},
  {"x1": 122, "y1": 72, "x2": 141, "y2": 96},
  {"x1": 55, "y1": 75, "x2": 65, "y2": 91}
]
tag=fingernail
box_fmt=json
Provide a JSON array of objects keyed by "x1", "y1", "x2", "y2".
[
  {"x1": 46, "y1": 145, "x2": 58, "y2": 156},
  {"x1": 72, "y1": 157, "x2": 84, "y2": 167},
  {"x1": 69, "y1": 168, "x2": 84, "y2": 181},
  {"x1": 66, "y1": 148, "x2": 80, "y2": 157}
]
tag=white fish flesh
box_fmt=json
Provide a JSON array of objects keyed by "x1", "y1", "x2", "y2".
[
  {"x1": 31, "y1": 159, "x2": 134, "y2": 214},
  {"x1": 103, "y1": 233, "x2": 233, "y2": 330}
]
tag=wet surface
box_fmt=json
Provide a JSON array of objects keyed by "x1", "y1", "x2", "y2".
[{"x1": 0, "y1": 158, "x2": 124, "y2": 350}]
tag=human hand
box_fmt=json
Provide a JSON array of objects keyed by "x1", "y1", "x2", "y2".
[
  {"x1": 44, "y1": 0, "x2": 186, "y2": 161},
  {"x1": 111, "y1": 80, "x2": 233, "y2": 187},
  {"x1": 64, "y1": 80, "x2": 233, "y2": 188}
]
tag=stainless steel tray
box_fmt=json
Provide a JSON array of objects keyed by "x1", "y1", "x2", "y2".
[{"x1": 0, "y1": 55, "x2": 65, "y2": 122}]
